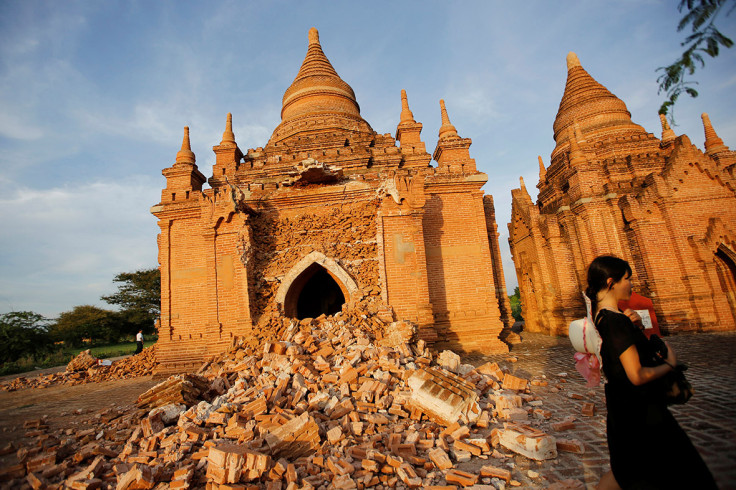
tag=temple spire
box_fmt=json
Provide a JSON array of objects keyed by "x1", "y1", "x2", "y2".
[
  {"x1": 400, "y1": 89, "x2": 415, "y2": 123},
  {"x1": 220, "y1": 113, "x2": 236, "y2": 145},
  {"x1": 553, "y1": 51, "x2": 644, "y2": 159},
  {"x1": 176, "y1": 126, "x2": 195, "y2": 164},
  {"x1": 438, "y1": 99, "x2": 459, "y2": 140},
  {"x1": 279, "y1": 27, "x2": 361, "y2": 122},
  {"x1": 702, "y1": 113, "x2": 728, "y2": 155},
  {"x1": 659, "y1": 114, "x2": 676, "y2": 144}
]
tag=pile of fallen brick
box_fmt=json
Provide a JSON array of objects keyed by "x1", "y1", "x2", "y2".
[
  {"x1": 0, "y1": 346, "x2": 158, "y2": 392},
  {"x1": 0, "y1": 318, "x2": 588, "y2": 489}
]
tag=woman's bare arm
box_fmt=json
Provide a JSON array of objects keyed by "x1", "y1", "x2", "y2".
[{"x1": 619, "y1": 343, "x2": 676, "y2": 386}]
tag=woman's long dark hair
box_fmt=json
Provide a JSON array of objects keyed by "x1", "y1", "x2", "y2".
[{"x1": 585, "y1": 255, "x2": 632, "y2": 315}]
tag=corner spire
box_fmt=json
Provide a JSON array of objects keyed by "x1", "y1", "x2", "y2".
[
  {"x1": 538, "y1": 155, "x2": 547, "y2": 181},
  {"x1": 438, "y1": 99, "x2": 459, "y2": 140},
  {"x1": 176, "y1": 126, "x2": 195, "y2": 164},
  {"x1": 659, "y1": 113, "x2": 676, "y2": 144},
  {"x1": 220, "y1": 113, "x2": 236, "y2": 145},
  {"x1": 400, "y1": 89, "x2": 415, "y2": 124},
  {"x1": 702, "y1": 113, "x2": 728, "y2": 155},
  {"x1": 396, "y1": 89, "x2": 426, "y2": 152},
  {"x1": 520, "y1": 176, "x2": 530, "y2": 197}
]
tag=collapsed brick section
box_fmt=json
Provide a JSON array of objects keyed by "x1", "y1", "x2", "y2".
[
  {"x1": 249, "y1": 200, "x2": 380, "y2": 322},
  {"x1": 509, "y1": 52, "x2": 736, "y2": 335}
]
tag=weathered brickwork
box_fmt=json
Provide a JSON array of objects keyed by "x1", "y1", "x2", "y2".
[
  {"x1": 509, "y1": 52, "x2": 736, "y2": 335},
  {"x1": 152, "y1": 28, "x2": 512, "y2": 374}
]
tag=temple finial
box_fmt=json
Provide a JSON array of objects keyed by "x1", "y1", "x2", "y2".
[
  {"x1": 176, "y1": 126, "x2": 195, "y2": 164},
  {"x1": 702, "y1": 112, "x2": 727, "y2": 155},
  {"x1": 659, "y1": 113, "x2": 676, "y2": 144},
  {"x1": 220, "y1": 113, "x2": 236, "y2": 144},
  {"x1": 400, "y1": 89, "x2": 415, "y2": 123},
  {"x1": 438, "y1": 99, "x2": 459, "y2": 139},
  {"x1": 566, "y1": 52, "x2": 581, "y2": 71},
  {"x1": 308, "y1": 27, "x2": 319, "y2": 45}
]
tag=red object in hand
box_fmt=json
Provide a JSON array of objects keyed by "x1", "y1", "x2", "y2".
[{"x1": 618, "y1": 292, "x2": 661, "y2": 339}]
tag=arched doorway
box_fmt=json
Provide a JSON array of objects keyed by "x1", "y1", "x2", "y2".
[
  {"x1": 715, "y1": 244, "x2": 736, "y2": 320},
  {"x1": 286, "y1": 264, "x2": 346, "y2": 319},
  {"x1": 275, "y1": 251, "x2": 360, "y2": 320}
]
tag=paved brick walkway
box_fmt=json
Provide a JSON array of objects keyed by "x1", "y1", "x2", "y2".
[{"x1": 467, "y1": 330, "x2": 736, "y2": 489}]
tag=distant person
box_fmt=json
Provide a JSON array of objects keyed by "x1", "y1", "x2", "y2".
[
  {"x1": 586, "y1": 255, "x2": 715, "y2": 490},
  {"x1": 618, "y1": 291, "x2": 661, "y2": 339},
  {"x1": 135, "y1": 330, "x2": 143, "y2": 355}
]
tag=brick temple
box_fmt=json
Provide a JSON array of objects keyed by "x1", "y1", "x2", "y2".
[
  {"x1": 151, "y1": 28, "x2": 513, "y2": 373},
  {"x1": 509, "y1": 52, "x2": 736, "y2": 336}
]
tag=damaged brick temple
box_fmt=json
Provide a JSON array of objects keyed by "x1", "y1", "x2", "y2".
[
  {"x1": 509, "y1": 52, "x2": 736, "y2": 336},
  {"x1": 151, "y1": 28, "x2": 513, "y2": 374}
]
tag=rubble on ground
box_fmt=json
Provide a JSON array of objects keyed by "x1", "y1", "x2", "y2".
[
  {"x1": 66, "y1": 350, "x2": 99, "y2": 373},
  {"x1": 0, "y1": 317, "x2": 588, "y2": 489},
  {"x1": 0, "y1": 346, "x2": 158, "y2": 392}
]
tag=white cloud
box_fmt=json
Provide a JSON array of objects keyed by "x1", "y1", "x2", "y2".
[{"x1": 0, "y1": 177, "x2": 161, "y2": 317}]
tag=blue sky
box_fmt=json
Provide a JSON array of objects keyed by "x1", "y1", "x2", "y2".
[{"x1": 1, "y1": 1, "x2": 734, "y2": 318}]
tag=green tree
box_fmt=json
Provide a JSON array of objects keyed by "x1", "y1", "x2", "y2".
[
  {"x1": 101, "y1": 268, "x2": 160, "y2": 336},
  {"x1": 509, "y1": 286, "x2": 523, "y2": 322},
  {"x1": 50, "y1": 305, "x2": 120, "y2": 346},
  {"x1": 657, "y1": 0, "x2": 734, "y2": 121},
  {"x1": 0, "y1": 311, "x2": 52, "y2": 362}
]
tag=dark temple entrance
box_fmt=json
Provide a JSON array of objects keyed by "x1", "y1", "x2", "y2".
[{"x1": 285, "y1": 264, "x2": 346, "y2": 319}]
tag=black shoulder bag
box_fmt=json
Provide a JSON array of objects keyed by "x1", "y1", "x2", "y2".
[{"x1": 648, "y1": 334, "x2": 694, "y2": 405}]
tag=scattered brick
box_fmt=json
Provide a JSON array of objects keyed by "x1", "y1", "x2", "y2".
[
  {"x1": 498, "y1": 423, "x2": 558, "y2": 460},
  {"x1": 445, "y1": 469, "x2": 478, "y2": 487},
  {"x1": 556, "y1": 439, "x2": 586, "y2": 454},
  {"x1": 581, "y1": 402, "x2": 596, "y2": 417}
]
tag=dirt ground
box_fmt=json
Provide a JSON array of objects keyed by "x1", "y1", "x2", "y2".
[{"x1": 0, "y1": 375, "x2": 159, "y2": 450}]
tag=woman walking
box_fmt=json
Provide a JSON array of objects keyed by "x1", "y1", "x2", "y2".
[{"x1": 586, "y1": 255, "x2": 716, "y2": 489}]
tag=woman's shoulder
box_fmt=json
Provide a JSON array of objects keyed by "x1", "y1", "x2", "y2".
[
  {"x1": 597, "y1": 309, "x2": 639, "y2": 340},
  {"x1": 596, "y1": 308, "x2": 629, "y2": 324}
]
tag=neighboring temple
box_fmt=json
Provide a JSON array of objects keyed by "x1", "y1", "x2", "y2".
[
  {"x1": 509, "y1": 52, "x2": 736, "y2": 336},
  {"x1": 151, "y1": 28, "x2": 513, "y2": 374}
]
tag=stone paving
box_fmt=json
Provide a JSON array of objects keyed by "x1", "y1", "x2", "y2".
[{"x1": 466, "y1": 329, "x2": 736, "y2": 489}]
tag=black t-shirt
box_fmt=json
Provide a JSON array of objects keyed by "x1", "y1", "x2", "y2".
[{"x1": 595, "y1": 309, "x2": 660, "y2": 406}]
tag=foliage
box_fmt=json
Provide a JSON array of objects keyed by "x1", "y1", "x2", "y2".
[
  {"x1": 657, "y1": 0, "x2": 734, "y2": 121},
  {"x1": 0, "y1": 311, "x2": 52, "y2": 363},
  {"x1": 509, "y1": 286, "x2": 523, "y2": 322},
  {"x1": 101, "y1": 268, "x2": 160, "y2": 335},
  {"x1": 49, "y1": 305, "x2": 121, "y2": 347}
]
